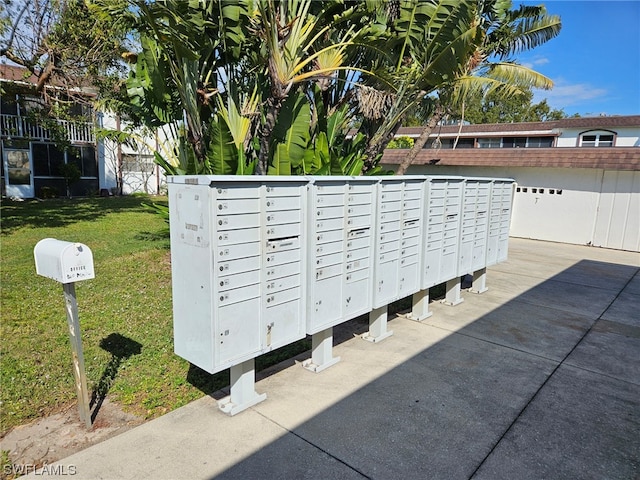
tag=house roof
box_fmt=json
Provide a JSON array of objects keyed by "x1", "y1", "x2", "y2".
[
  {"x1": 397, "y1": 115, "x2": 640, "y2": 138},
  {"x1": 0, "y1": 63, "x2": 96, "y2": 94},
  {"x1": 0, "y1": 64, "x2": 40, "y2": 85},
  {"x1": 381, "y1": 147, "x2": 640, "y2": 171}
]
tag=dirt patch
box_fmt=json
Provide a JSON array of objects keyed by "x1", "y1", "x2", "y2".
[{"x1": 1, "y1": 398, "x2": 144, "y2": 474}]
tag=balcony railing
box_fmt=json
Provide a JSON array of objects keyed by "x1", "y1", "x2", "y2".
[{"x1": 1, "y1": 114, "x2": 95, "y2": 144}]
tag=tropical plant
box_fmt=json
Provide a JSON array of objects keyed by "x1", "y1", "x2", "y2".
[
  {"x1": 91, "y1": 0, "x2": 561, "y2": 178},
  {"x1": 394, "y1": 0, "x2": 561, "y2": 174}
]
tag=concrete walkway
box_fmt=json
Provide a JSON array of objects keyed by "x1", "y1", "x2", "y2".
[{"x1": 24, "y1": 238, "x2": 640, "y2": 480}]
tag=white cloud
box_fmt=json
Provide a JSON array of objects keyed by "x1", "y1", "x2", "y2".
[{"x1": 533, "y1": 79, "x2": 608, "y2": 109}]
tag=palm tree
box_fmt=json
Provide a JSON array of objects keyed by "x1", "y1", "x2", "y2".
[{"x1": 394, "y1": 0, "x2": 561, "y2": 174}]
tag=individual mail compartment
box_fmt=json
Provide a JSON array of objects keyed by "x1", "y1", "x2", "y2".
[
  {"x1": 216, "y1": 197, "x2": 261, "y2": 215},
  {"x1": 315, "y1": 182, "x2": 346, "y2": 195},
  {"x1": 461, "y1": 224, "x2": 475, "y2": 236},
  {"x1": 403, "y1": 198, "x2": 422, "y2": 210},
  {"x1": 346, "y1": 234, "x2": 370, "y2": 251},
  {"x1": 443, "y1": 234, "x2": 458, "y2": 248},
  {"x1": 428, "y1": 196, "x2": 445, "y2": 207},
  {"x1": 379, "y1": 219, "x2": 401, "y2": 233},
  {"x1": 378, "y1": 238, "x2": 400, "y2": 253},
  {"x1": 346, "y1": 255, "x2": 370, "y2": 273},
  {"x1": 266, "y1": 209, "x2": 301, "y2": 226},
  {"x1": 218, "y1": 283, "x2": 260, "y2": 306},
  {"x1": 265, "y1": 285, "x2": 301, "y2": 307},
  {"x1": 315, "y1": 193, "x2": 345, "y2": 207},
  {"x1": 426, "y1": 230, "x2": 444, "y2": 243},
  {"x1": 380, "y1": 181, "x2": 403, "y2": 192},
  {"x1": 266, "y1": 196, "x2": 301, "y2": 211},
  {"x1": 402, "y1": 219, "x2": 421, "y2": 235},
  {"x1": 429, "y1": 182, "x2": 447, "y2": 195},
  {"x1": 347, "y1": 264, "x2": 370, "y2": 283},
  {"x1": 217, "y1": 227, "x2": 261, "y2": 246},
  {"x1": 378, "y1": 248, "x2": 400, "y2": 263},
  {"x1": 347, "y1": 203, "x2": 372, "y2": 217},
  {"x1": 316, "y1": 217, "x2": 344, "y2": 232},
  {"x1": 265, "y1": 183, "x2": 305, "y2": 197},
  {"x1": 316, "y1": 228, "x2": 343, "y2": 245},
  {"x1": 400, "y1": 244, "x2": 419, "y2": 258},
  {"x1": 427, "y1": 205, "x2": 445, "y2": 217},
  {"x1": 380, "y1": 190, "x2": 402, "y2": 203},
  {"x1": 347, "y1": 182, "x2": 375, "y2": 194},
  {"x1": 266, "y1": 236, "x2": 300, "y2": 253},
  {"x1": 266, "y1": 260, "x2": 300, "y2": 280},
  {"x1": 403, "y1": 185, "x2": 424, "y2": 199},
  {"x1": 346, "y1": 245, "x2": 370, "y2": 261},
  {"x1": 400, "y1": 235, "x2": 420, "y2": 249},
  {"x1": 266, "y1": 248, "x2": 301, "y2": 267},
  {"x1": 315, "y1": 205, "x2": 346, "y2": 219},
  {"x1": 444, "y1": 225, "x2": 459, "y2": 238},
  {"x1": 400, "y1": 253, "x2": 420, "y2": 268},
  {"x1": 348, "y1": 192, "x2": 373, "y2": 205},
  {"x1": 426, "y1": 223, "x2": 444, "y2": 237},
  {"x1": 315, "y1": 251, "x2": 343, "y2": 268},
  {"x1": 217, "y1": 269, "x2": 261, "y2": 293},
  {"x1": 213, "y1": 184, "x2": 260, "y2": 199},
  {"x1": 379, "y1": 200, "x2": 401, "y2": 213},
  {"x1": 347, "y1": 214, "x2": 372, "y2": 229},
  {"x1": 402, "y1": 207, "x2": 422, "y2": 220},
  {"x1": 266, "y1": 222, "x2": 302, "y2": 239},
  {"x1": 315, "y1": 240, "x2": 343, "y2": 256},
  {"x1": 379, "y1": 229, "x2": 401, "y2": 244},
  {"x1": 217, "y1": 212, "x2": 260, "y2": 230},
  {"x1": 218, "y1": 255, "x2": 261, "y2": 276},
  {"x1": 217, "y1": 241, "x2": 261, "y2": 261},
  {"x1": 379, "y1": 209, "x2": 401, "y2": 223},
  {"x1": 315, "y1": 263, "x2": 342, "y2": 281}
]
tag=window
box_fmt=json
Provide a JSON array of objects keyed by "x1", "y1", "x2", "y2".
[
  {"x1": 68, "y1": 145, "x2": 97, "y2": 177},
  {"x1": 580, "y1": 131, "x2": 615, "y2": 147},
  {"x1": 527, "y1": 136, "x2": 554, "y2": 148},
  {"x1": 452, "y1": 138, "x2": 474, "y2": 149},
  {"x1": 32, "y1": 143, "x2": 65, "y2": 176},
  {"x1": 478, "y1": 137, "x2": 501, "y2": 148},
  {"x1": 503, "y1": 137, "x2": 527, "y2": 148},
  {"x1": 122, "y1": 153, "x2": 155, "y2": 173}
]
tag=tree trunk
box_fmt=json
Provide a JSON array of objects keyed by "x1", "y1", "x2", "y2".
[
  {"x1": 361, "y1": 120, "x2": 403, "y2": 174},
  {"x1": 395, "y1": 103, "x2": 445, "y2": 175}
]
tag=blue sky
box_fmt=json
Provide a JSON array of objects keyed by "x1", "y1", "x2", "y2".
[{"x1": 519, "y1": 0, "x2": 640, "y2": 117}]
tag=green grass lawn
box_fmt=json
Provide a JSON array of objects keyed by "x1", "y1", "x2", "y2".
[{"x1": 0, "y1": 195, "x2": 312, "y2": 435}]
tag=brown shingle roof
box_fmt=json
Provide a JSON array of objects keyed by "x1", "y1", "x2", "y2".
[
  {"x1": 381, "y1": 147, "x2": 640, "y2": 171},
  {"x1": 397, "y1": 115, "x2": 640, "y2": 137}
]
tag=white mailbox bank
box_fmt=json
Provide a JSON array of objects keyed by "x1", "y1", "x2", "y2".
[
  {"x1": 33, "y1": 239, "x2": 95, "y2": 428},
  {"x1": 168, "y1": 175, "x2": 515, "y2": 415}
]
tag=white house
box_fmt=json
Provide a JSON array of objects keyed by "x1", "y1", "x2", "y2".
[
  {"x1": 382, "y1": 116, "x2": 640, "y2": 252},
  {"x1": 0, "y1": 64, "x2": 166, "y2": 198}
]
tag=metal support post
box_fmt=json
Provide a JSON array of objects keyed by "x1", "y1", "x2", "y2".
[
  {"x1": 62, "y1": 283, "x2": 92, "y2": 429},
  {"x1": 442, "y1": 277, "x2": 464, "y2": 306},
  {"x1": 406, "y1": 289, "x2": 432, "y2": 321},
  {"x1": 302, "y1": 328, "x2": 340, "y2": 373},
  {"x1": 469, "y1": 268, "x2": 489, "y2": 294},
  {"x1": 218, "y1": 358, "x2": 266, "y2": 416},
  {"x1": 362, "y1": 305, "x2": 394, "y2": 343}
]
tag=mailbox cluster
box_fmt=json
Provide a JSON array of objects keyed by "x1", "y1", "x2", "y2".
[{"x1": 168, "y1": 174, "x2": 514, "y2": 414}]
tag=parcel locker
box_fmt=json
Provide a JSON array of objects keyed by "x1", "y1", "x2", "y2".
[
  {"x1": 372, "y1": 177, "x2": 426, "y2": 308},
  {"x1": 421, "y1": 177, "x2": 465, "y2": 289},
  {"x1": 168, "y1": 176, "x2": 308, "y2": 375},
  {"x1": 307, "y1": 177, "x2": 378, "y2": 334}
]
